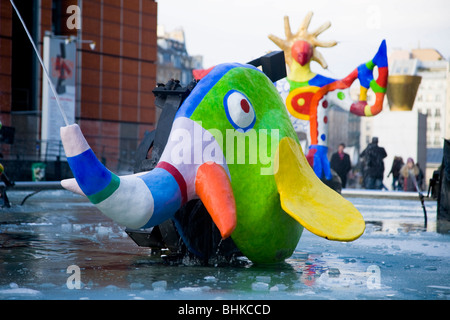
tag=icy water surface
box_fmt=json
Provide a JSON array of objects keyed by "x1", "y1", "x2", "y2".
[{"x1": 0, "y1": 189, "x2": 449, "y2": 300}]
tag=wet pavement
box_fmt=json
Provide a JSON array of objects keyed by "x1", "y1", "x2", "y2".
[{"x1": 0, "y1": 189, "x2": 449, "y2": 300}]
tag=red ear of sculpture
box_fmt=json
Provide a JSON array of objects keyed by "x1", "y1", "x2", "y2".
[
  {"x1": 193, "y1": 66, "x2": 215, "y2": 80},
  {"x1": 195, "y1": 161, "x2": 237, "y2": 239}
]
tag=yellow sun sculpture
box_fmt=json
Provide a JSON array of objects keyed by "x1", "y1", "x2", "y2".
[{"x1": 268, "y1": 12, "x2": 337, "y2": 71}]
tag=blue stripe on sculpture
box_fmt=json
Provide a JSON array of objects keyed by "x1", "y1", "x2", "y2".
[
  {"x1": 175, "y1": 63, "x2": 261, "y2": 120},
  {"x1": 373, "y1": 40, "x2": 388, "y2": 68},
  {"x1": 308, "y1": 74, "x2": 335, "y2": 87},
  {"x1": 138, "y1": 168, "x2": 182, "y2": 228},
  {"x1": 67, "y1": 148, "x2": 112, "y2": 196}
]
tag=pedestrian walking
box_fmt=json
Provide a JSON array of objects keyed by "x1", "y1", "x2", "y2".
[
  {"x1": 360, "y1": 137, "x2": 387, "y2": 190},
  {"x1": 330, "y1": 143, "x2": 352, "y2": 188}
]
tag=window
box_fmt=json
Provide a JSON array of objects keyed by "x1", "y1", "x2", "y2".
[{"x1": 434, "y1": 136, "x2": 442, "y2": 146}]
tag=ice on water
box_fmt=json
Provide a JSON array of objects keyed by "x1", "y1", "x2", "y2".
[{"x1": 1, "y1": 189, "x2": 449, "y2": 300}]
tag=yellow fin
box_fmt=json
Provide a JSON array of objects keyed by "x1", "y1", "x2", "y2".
[{"x1": 274, "y1": 137, "x2": 365, "y2": 241}]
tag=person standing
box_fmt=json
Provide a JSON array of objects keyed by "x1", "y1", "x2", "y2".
[
  {"x1": 388, "y1": 156, "x2": 404, "y2": 191},
  {"x1": 330, "y1": 143, "x2": 352, "y2": 188},
  {"x1": 360, "y1": 137, "x2": 387, "y2": 190},
  {"x1": 0, "y1": 163, "x2": 14, "y2": 208},
  {"x1": 400, "y1": 158, "x2": 420, "y2": 192}
]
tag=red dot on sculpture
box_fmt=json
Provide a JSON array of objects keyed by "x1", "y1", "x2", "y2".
[
  {"x1": 240, "y1": 99, "x2": 250, "y2": 113},
  {"x1": 322, "y1": 100, "x2": 328, "y2": 108}
]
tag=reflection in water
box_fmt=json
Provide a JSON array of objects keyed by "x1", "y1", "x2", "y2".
[
  {"x1": 365, "y1": 220, "x2": 433, "y2": 234},
  {"x1": 0, "y1": 190, "x2": 449, "y2": 299},
  {"x1": 437, "y1": 219, "x2": 450, "y2": 234}
]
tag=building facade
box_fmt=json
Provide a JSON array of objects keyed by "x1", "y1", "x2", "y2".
[
  {"x1": 156, "y1": 26, "x2": 203, "y2": 85},
  {"x1": 389, "y1": 48, "x2": 450, "y2": 149},
  {"x1": 0, "y1": 0, "x2": 158, "y2": 178}
]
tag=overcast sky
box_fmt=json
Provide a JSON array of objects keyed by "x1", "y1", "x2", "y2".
[{"x1": 157, "y1": 0, "x2": 450, "y2": 78}]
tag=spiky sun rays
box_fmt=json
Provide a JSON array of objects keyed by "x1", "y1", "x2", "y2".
[{"x1": 268, "y1": 12, "x2": 337, "y2": 69}]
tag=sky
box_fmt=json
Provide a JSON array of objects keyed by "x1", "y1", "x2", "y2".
[{"x1": 157, "y1": 0, "x2": 450, "y2": 78}]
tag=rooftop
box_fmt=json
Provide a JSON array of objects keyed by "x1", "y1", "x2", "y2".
[{"x1": 411, "y1": 48, "x2": 446, "y2": 61}]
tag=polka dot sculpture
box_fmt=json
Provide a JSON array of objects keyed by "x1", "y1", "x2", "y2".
[{"x1": 269, "y1": 12, "x2": 388, "y2": 180}]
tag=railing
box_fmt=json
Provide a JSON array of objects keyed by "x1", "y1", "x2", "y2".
[{"x1": 1, "y1": 137, "x2": 141, "y2": 175}]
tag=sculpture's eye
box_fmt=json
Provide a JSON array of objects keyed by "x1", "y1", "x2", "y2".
[{"x1": 223, "y1": 90, "x2": 256, "y2": 132}]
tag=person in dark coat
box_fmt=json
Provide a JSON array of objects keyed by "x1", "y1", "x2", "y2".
[
  {"x1": 0, "y1": 163, "x2": 14, "y2": 208},
  {"x1": 360, "y1": 137, "x2": 387, "y2": 190},
  {"x1": 388, "y1": 156, "x2": 404, "y2": 190},
  {"x1": 330, "y1": 143, "x2": 352, "y2": 188}
]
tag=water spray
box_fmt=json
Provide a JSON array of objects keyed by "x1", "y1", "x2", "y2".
[{"x1": 10, "y1": 0, "x2": 70, "y2": 127}]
